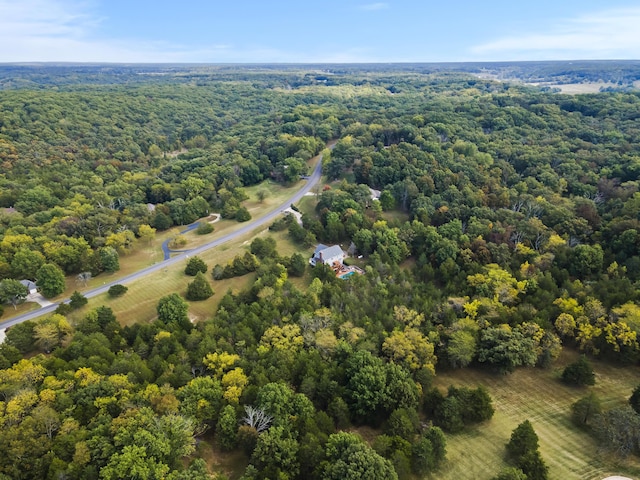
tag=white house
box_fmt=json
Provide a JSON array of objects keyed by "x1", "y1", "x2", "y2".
[
  {"x1": 310, "y1": 244, "x2": 346, "y2": 266},
  {"x1": 20, "y1": 280, "x2": 38, "y2": 295}
]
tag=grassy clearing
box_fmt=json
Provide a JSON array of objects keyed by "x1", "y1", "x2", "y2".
[
  {"x1": 69, "y1": 227, "x2": 310, "y2": 327},
  {"x1": 297, "y1": 195, "x2": 319, "y2": 218},
  {"x1": 381, "y1": 208, "x2": 410, "y2": 225},
  {"x1": 1, "y1": 175, "x2": 312, "y2": 323},
  {"x1": 2, "y1": 301, "x2": 40, "y2": 318},
  {"x1": 197, "y1": 436, "x2": 249, "y2": 480},
  {"x1": 433, "y1": 350, "x2": 640, "y2": 480},
  {"x1": 547, "y1": 83, "x2": 614, "y2": 94}
]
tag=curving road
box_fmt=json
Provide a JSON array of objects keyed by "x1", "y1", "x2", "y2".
[
  {"x1": 0, "y1": 146, "x2": 330, "y2": 330},
  {"x1": 161, "y1": 220, "x2": 202, "y2": 260}
]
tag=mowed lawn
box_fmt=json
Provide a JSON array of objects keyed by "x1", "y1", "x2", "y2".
[
  {"x1": 433, "y1": 349, "x2": 640, "y2": 480},
  {"x1": 0, "y1": 175, "x2": 315, "y2": 324},
  {"x1": 71, "y1": 228, "x2": 312, "y2": 327}
]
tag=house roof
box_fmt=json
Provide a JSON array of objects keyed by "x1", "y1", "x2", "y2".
[
  {"x1": 20, "y1": 280, "x2": 37, "y2": 290},
  {"x1": 313, "y1": 244, "x2": 329, "y2": 256},
  {"x1": 316, "y1": 245, "x2": 344, "y2": 259}
]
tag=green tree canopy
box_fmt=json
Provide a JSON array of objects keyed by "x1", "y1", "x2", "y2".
[
  {"x1": 36, "y1": 263, "x2": 66, "y2": 298},
  {"x1": 322, "y1": 432, "x2": 398, "y2": 480}
]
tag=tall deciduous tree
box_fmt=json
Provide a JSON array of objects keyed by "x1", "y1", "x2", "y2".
[
  {"x1": 36, "y1": 263, "x2": 66, "y2": 298},
  {"x1": 0, "y1": 278, "x2": 29, "y2": 309},
  {"x1": 138, "y1": 224, "x2": 156, "y2": 245},
  {"x1": 157, "y1": 293, "x2": 189, "y2": 326},
  {"x1": 322, "y1": 432, "x2": 398, "y2": 480},
  {"x1": 11, "y1": 248, "x2": 45, "y2": 280}
]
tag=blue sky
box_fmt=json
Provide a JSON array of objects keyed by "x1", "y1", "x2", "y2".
[{"x1": 1, "y1": 0, "x2": 640, "y2": 62}]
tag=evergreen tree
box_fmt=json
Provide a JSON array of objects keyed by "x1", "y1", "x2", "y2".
[
  {"x1": 69, "y1": 291, "x2": 88, "y2": 310},
  {"x1": 236, "y1": 206, "x2": 252, "y2": 222},
  {"x1": 185, "y1": 256, "x2": 208, "y2": 276},
  {"x1": 506, "y1": 420, "x2": 539, "y2": 461},
  {"x1": 186, "y1": 272, "x2": 214, "y2": 301}
]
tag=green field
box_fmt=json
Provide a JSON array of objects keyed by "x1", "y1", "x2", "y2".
[
  {"x1": 68, "y1": 228, "x2": 312, "y2": 327},
  {"x1": 434, "y1": 350, "x2": 640, "y2": 480},
  {"x1": 0, "y1": 173, "x2": 318, "y2": 325}
]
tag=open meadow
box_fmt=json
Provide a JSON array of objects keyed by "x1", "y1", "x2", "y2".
[{"x1": 434, "y1": 350, "x2": 640, "y2": 480}]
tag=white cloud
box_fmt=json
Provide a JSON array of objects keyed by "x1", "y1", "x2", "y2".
[
  {"x1": 359, "y1": 3, "x2": 389, "y2": 11},
  {"x1": 471, "y1": 7, "x2": 640, "y2": 60},
  {"x1": 0, "y1": 0, "x2": 386, "y2": 63},
  {"x1": 0, "y1": 0, "x2": 229, "y2": 62}
]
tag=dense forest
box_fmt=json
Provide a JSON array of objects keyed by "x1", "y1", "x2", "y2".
[{"x1": 1, "y1": 64, "x2": 640, "y2": 479}]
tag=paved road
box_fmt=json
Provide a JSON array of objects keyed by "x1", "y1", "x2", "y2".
[
  {"x1": 161, "y1": 220, "x2": 202, "y2": 260},
  {"x1": 0, "y1": 146, "x2": 329, "y2": 330}
]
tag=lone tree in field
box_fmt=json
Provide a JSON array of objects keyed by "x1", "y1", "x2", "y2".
[
  {"x1": 69, "y1": 291, "x2": 88, "y2": 310},
  {"x1": 157, "y1": 293, "x2": 189, "y2": 327},
  {"x1": 108, "y1": 284, "x2": 128, "y2": 297},
  {"x1": 236, "y1": 206, "x2": 251, "y2": 222},
  {"x1": 571, "y1": 392, "x2": 602, "y2": 428},
  {"x1": 561, "y1": 355, "x2": 595, "y2": 386},
  {"x1": 186, "y1": 272, "x2": 214, "y2": 301},
  {"x1": 505, "y1": 420, "x2": 548, "y2": 480},
  {"x1": 506, "y1": 420, "x2": 539, "y2": 460},
  {"x1": 185, "y1": 256, "x2": 208, "y2": 276}
]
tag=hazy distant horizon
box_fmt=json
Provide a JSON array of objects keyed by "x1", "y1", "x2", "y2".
[
  {"x1": 2, "y1": 0, "x2": 640, "y2": 63},
  {"x1": 1, "y1": 60, "x2": 640, "y2": 67}
]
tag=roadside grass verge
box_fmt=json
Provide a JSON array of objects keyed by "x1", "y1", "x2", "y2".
[
  {"x1": 433, "y1": 349, "x2": 640, "y2": 480},
  {"x1": 0, "y1": 176, "x2": 312, "y2": 323},
  {"x1": 296, "y1": 195, "x2": 319, "y2": 218},
  {"x1": 1, "y1": 301, "x2": 40, "y2": 318},
  {"x1": 70, "y1": 228, "x2": 309, "y2": 327}
]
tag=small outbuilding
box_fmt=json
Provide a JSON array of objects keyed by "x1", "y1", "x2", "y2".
[
  {"x1": 20, "y1": 280, "x2": 38, "y2": 295},
  {"x1": 310, "y1": 244, "x2": 346, "y2": 267}
]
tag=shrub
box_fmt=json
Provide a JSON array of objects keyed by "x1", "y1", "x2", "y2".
[
  {"x1": 54, "y1": 303, "x2": 72, "y2": 315},
  {"x1": 269, "y1": 216, "x2": 289, "y2": 231},
  {"x1": 169, "y1": 235, "x2": 187, "y2": 249},
  {"x1": 69, "y1": 291, "x2": 88, "y2": 310},
  {"x1": 212, "y1": 265, "x2": 224, "y2": 280},
  {"x1": 108, "y1": 284, "x2": 128, "y2": 297},
  {"x1": 236, "y1": 206, "x2": 251, "y2": 222},
  {"x1": 250, "y1": 237, "x2": 277, "y2": 259},
  {"x1": 196, "y1": 222, "x2": 214, "y2": 235},
  {"x1": 185, "y1": 256, "x2": 208, "y2": 276}
]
